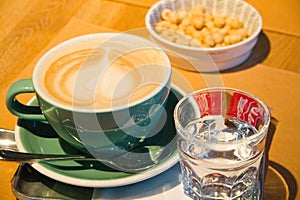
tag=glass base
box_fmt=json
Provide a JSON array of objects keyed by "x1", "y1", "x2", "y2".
[{"x1": 183, "y1": 181, "x2": 261, "y2": 200}]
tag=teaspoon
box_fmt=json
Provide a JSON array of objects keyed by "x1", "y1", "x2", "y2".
[{"x1": 0, "y1": 128, "x2": 176, "y2": 173}]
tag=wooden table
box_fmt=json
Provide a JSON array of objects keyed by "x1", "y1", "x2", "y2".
[{"x1": 0, "y1": 0, "x2": 299, "y2": 199}]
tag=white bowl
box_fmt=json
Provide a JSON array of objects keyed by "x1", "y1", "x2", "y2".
[{"x1": 145, "y1": 0, "x2": 262, "y2": 72}]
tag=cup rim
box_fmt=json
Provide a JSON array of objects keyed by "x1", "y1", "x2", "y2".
[
  {"x1": 32, "y1": 33, "x2": 172, "y2": 113},
  {"x1": 173, "y1": 87, "x2": 271, "y2": 144}
]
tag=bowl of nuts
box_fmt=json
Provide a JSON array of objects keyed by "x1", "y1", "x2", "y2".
[{"x1": 145, "y1": 0, "x2": 262, "y2": 72}]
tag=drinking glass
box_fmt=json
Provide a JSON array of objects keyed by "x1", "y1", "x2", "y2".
[{"x1": 174, "y1": 87, "x2": 270, "y2": 199}]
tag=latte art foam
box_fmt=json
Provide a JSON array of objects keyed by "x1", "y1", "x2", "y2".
[{"x1": 44, "y1": 48, "x2": 167, "y2": 109}]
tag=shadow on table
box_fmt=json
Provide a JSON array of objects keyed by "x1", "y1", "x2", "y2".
[
  {"x1": 263, "y1": 117, "x2": 298, "y2": 200},
  {"x1": 222, "y1": 31, "x2": 271, "y2": 73},
  {"x1": 264, "y1": 161, "x2": 298, "y2": 200}
]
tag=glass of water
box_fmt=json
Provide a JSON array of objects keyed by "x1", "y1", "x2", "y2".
[{"x1": 174, "y1": 87, "x2": 270, "y2": 199}]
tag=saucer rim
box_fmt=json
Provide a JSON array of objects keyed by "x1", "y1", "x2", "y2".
[{"x1": 14, "y1": 84, "x2": 185, "y2": 188}]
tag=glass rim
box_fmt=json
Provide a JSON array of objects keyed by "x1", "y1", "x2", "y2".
[{"x1": 174, "y1": 87, "x2": 271, "y2": 143}]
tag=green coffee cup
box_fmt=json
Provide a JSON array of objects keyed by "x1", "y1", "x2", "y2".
[{"x1": 6, "y1": 33, "x2": 172, "y2": 155}]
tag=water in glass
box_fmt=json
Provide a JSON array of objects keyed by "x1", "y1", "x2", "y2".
[{"x1": 178, "y1": 115, "x2": 263, "y2": 199}]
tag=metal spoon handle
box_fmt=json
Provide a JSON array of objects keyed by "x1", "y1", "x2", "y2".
[
  {"x1": 0, "y1": 149, "x2": 154, "y2": 173},
  {"x1": 0, "y1": 128, "x2": 18, "y2": 151},
  {"x1": 0, "y1": 149, "x2": 91, "y2": 163}
]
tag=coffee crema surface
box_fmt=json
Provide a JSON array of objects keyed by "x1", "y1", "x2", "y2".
[{"x1": 44, "y1": 48, "x2": 168, "y2": 109}]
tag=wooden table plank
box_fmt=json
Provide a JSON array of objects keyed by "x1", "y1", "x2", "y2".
[
  {"x1": 0, "y1": 0, "x2": 85, "y2": 90},
  {"x1": 245, "y1": 0, "x2": 300, "y2": 36},
  {"x1": 75, "y1": 0, "x2": 149, "y2": 31},
  {"x1": 0, "y1": 0, "x2": 38, "y2": 42},
  {"x1": 263, "y1": 30, "x2": 300, "y2": 73},
  {"x1": 0, "y1": 162, "x2": 18, "y2": 200}
]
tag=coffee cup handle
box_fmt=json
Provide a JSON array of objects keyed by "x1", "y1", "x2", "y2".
[{"x1": 6, "y1": 79, "x2": 46, "y2": 121}]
